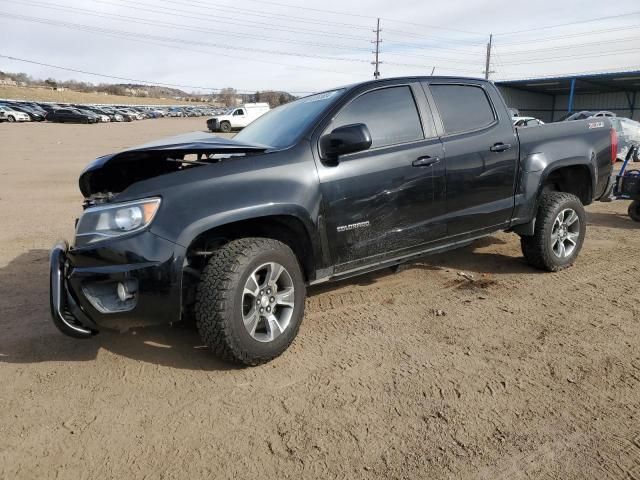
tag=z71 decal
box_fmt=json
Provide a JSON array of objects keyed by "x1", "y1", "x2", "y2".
[{"x1": 588, "y1": 121, "x2": 605, "y2": 129}]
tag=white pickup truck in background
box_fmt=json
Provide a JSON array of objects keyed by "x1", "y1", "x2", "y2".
[{"x1": 206, "y1": 103, "x2": 270, "y2": 133}]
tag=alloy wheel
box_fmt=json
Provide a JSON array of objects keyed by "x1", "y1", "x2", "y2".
[
  {"x1": 550, "y1": 208, "x2": 580, "y2": 258},
  {"x1": 241, "y1": 262, "x2": 295, "y2": 343}
]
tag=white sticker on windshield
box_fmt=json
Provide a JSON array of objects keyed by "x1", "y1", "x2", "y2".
[{"x1": 303, "y1": 91, "x2": 339, "y2": 103}]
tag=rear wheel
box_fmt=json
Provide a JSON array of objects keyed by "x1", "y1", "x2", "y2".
[
  {"x1": 629, "y1": 200, "x2": 640, "y2": 222},
  {"x1": 220, "y1": 121, "x2": 231, "y2": 133},
  {"x1": 520, "y1": 192, "x2": 586, "y2": 271},
  {"x1": 195, "y1": 238, "x2": 306, "y2": 365}
]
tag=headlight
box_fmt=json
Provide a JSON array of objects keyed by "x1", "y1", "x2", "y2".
[{"x1": 75, "y1": 197, "x2": 161, "y2": 247}]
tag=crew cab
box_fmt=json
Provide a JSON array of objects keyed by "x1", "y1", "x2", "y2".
[
  {"x1": 50, "y1": 76, "x2": 615, "y2": 365},
  {"x1": 206, "y1": 103, "x2": 270, "y2": 133}
]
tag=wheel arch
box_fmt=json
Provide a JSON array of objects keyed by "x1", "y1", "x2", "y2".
[
  {"x1": 183, "y1": 211, "x2": 322, "y2": 282},
  {"x1": 512, "y1": 159, "x2": 595, "y2": 236},
  {"x1": 539, "y1": 163, "x2": 594, "y2": 205}
]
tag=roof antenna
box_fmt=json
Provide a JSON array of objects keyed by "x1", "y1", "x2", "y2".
[{"x1": 431, "y1": 67, "x2": 436, "y2": 76}]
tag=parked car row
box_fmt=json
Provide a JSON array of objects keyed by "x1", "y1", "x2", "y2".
[{"x1": 0, "y1": 100, "x2": 219, "y2": 124}]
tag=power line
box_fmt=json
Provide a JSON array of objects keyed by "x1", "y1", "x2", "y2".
[
  {"x1": 93, "y1": 0, "x2": 368, "y2": 39},
  {"x1": 377, "y1": 50, "x2": 483, "y2": 65},
  {"x1": 497, "y1": 35, "x2": 640, "y2": 56},
  {"x1": 382, "y1": 40, "x2": 484, "y2": 56},
  {"x1": 215, "y1": 0, "x2": 485, "y2": 35},
  {"x1": 496, "y1": 23, "x2": 640, "y2": 45},
  {"x1": 497, "y1": 10, "x2": 640, "y2": 35},
  {"x1": 154, "y1": 0, "x2": 373, "y2": 32},
  {"x1": 0, "y1": 14, "x2": 364, "y2": 78},
  {"x1": 10, "y1": 0, "x2": 372, "y2": 53},
  {"x1": 14, "y1": 0, "x2": 483, "y2": 67},
  {"x1": 0, "y1": 12, "x2": 476, "y2": 74},
  {"x1": 0, "y1": 12, "x2": 375, "y2": 65},
  {"x1": 86, "y1": 0, "x2": 372, "y2": 42},
  {"x1": 104, "y1": 0, "x2": 486, "y2": 47},
  {"x1": 0, "y1": 53, "x2": 315, "y2": 93},
  {"x1": 499, "y1": 47, "x2": 640, "y2": 66}
]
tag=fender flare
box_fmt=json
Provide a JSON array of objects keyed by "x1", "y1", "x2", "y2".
[{"x1": 174, "y1": 203, "x2": 326, "y2": 276}]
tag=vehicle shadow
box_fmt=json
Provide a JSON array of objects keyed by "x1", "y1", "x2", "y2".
[
  {"x1": 1, "y1": 239, "x2": 536, "y2": 368},
  {"x1": 0, "y1": 250, "x2": 237, "y2": 371},
  {"x1": 308, "y1": 235, "x2": 540, "y2": 295},
  {"x1": 587, "y1": 210, "x2": 639, "y2": 230}
]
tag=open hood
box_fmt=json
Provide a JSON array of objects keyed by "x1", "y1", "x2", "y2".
[{"x1": 79, "y1": 132, "x2": 268, "y2": 197}]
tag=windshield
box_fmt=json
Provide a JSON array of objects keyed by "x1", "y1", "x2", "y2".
[{"x1": 234, "y1": 89, "x2": 344, "y2": 148}]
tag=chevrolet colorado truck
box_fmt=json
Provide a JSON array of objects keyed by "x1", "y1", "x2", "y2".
[{"x1": 50, "y1": 76, "x2": 616, "y2": 365}]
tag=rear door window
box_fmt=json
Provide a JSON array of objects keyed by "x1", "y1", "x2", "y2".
[
  {"x1": 328, "y1": 86, "x2": 424, "y2": 149},
  {"x1": 429, "y1": 84, "x2": 495, "y2": 134}
]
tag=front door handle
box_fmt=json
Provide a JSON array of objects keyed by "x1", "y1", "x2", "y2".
[
  {"x1": 412, "y1": 156, "x2": 441, "y2": 167},
  {"x1": 490, "y1": 142, "x2": 512, "y2": 152}
]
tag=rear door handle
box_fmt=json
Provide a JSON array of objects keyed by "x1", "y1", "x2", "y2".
[
  {"x1": 412, "y1": 156, "x2": 441, "y2": 167},
  {"x1": 490, "y1": 143, "x2": 512, "y2": 152}
]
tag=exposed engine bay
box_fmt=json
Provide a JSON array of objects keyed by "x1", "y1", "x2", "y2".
[{"x1": 77, "y1": 132, "x2": 269, "y2": 202}]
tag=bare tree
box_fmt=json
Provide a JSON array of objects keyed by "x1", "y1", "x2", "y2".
[{"x1": 219, "y1": 88, "x2": 238, "y2": 107}]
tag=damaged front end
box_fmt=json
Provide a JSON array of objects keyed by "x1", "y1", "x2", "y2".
[
  {"x1": 49, "y1": 132, "x2": 268, "y2": 337},
  {"x1": 79, "y1": 131, "x2": 268, "y2": 198}
]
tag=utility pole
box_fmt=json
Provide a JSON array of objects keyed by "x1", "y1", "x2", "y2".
[
  {"x1": 372, "y1": 18, "x2": 382, "y2": 79},
  {"x1": 484, "y1": 33, "x2": 493, "y2": 80}
]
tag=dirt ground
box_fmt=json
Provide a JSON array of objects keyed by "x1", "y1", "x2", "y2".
[{"x1": 1, "y1": 118, "x2": 639, "y2": 479}]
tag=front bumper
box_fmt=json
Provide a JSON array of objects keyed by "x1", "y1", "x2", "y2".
[
  {"x1": 49, "y1": 232, "x2": 185, "y2": 337},
  {"x1": 50, "y1": 241, "x2": 96, "y2": 338}
]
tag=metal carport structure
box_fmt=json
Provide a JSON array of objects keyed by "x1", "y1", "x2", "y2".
[{"x1": 496, "y1": 70, "x2": 640, "y2": 122}]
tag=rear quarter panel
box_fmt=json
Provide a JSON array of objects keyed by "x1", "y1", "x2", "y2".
[{"x1": 512, "y1": 119, "x2": 613, "y2": 224}]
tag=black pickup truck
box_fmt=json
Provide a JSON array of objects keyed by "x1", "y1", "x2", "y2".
[{"x1": 50, "y1": 76, "x2": 616, "y2": 365}]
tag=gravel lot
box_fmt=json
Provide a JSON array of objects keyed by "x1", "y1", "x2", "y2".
[{"x1": 1, "y1": 118, "x2": 639, "y2": 479}]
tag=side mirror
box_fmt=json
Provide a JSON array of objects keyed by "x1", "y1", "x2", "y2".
[{"x1": 320, "y1": 123, "x2": 372, "y2": 161}]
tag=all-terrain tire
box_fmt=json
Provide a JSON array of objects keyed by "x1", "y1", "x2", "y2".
[
  {"x1": 195, "y1": 238, "x2": 306, "y2": 366},
  {"x1": 220, "y1": 121, "x2": 231, "y2": 133},
  {"x1": 629, "y1": 200, "x2": 640, "y2": 222},
  {"x1": 520, "y1": 192, "x2": 586, "y2": 272}
]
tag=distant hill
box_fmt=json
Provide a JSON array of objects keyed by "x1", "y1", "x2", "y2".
[{"x1": 0, "y1": 71, "x2": 298, "y2": 106}]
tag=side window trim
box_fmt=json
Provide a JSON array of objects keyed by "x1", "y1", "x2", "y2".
[
  {"x1": 425, "y1": 82, "x2": 499, "y2": 137},
  {"x1": 321, "y1": 84, "x2": 426, "y2": 152},
  {"x1": 409, "y1": 82, "x2": 438, "y2": 140}
]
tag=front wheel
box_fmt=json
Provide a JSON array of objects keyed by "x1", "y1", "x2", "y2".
[
  {"x1": 629, "y1": 200, "x2": 640, "y2": 222},
  {"x1": 7, "y1": 115, "x2": 15, "y2": 122},
  {"x1": 520, "y1": 192, "x2": 586, "y2": 272},
  {"x1": 195, "y1": 238, "x2": 306, "y2": 365}
]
